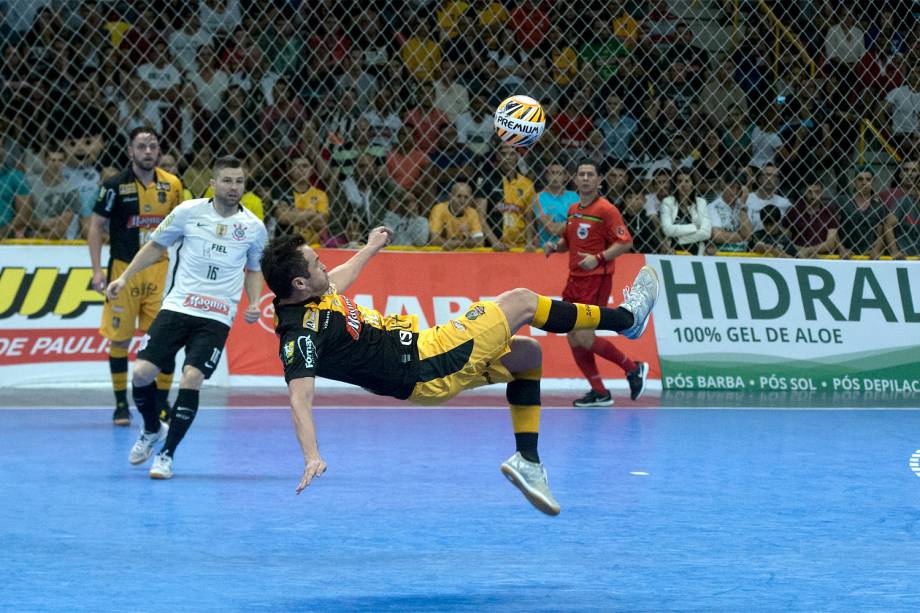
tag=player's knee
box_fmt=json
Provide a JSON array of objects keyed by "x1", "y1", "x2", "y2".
[
  {"x1": 180, "y1": 366, "x2": 205, "y2": 389},
  {"x1": 497, "y1": 287, "x2": 537, "y2": 321},
  {"x1": 132, "y1": 360, "x2": 158, "y2": 387}
]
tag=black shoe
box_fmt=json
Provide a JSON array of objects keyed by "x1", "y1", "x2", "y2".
[
  {"x1": 573, "y1": 390, "x2": 613, "y2": 407},
  {"x1": 112, "y1": 403, "x2": 131, "y2": 426},
  {"x1": 627, "y1": 362, "x2": 649, "y2": 401}
]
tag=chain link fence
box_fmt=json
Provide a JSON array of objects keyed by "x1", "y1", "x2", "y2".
[{"x1": 1, "y1": 0, "x2": 919, "y2": 258}]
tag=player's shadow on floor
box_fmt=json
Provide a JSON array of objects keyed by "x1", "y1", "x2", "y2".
[{"x1": 255, "y1": 589, "x2": 576, "y2": 613}]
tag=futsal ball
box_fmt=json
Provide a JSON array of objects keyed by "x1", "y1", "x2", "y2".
[{"x1": 493, "y1": 95, "x2": 546, "y2": 148}]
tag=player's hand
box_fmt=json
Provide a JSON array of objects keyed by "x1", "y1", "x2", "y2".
[
  {"x1": 366, "y1": 226, "x2": 393, "y2": 251},
  {"x1": 543, "y1": 241, "x2": 557, "y2": 257},
  {"x1": 105, "y1": 277, "x2": 126, "y2": 301},
  {"x1": 296, "y1": 455, "x2": 327, "y2": 494},
  {"x1": 243, "y1": 303, "x2": 261, "y2": 324},
  {"x1": 92, "y1": 270, "x2": 107, "y2": 294},
  {"x1": 577, "y1": 252, "x2": 599, "y2": 270}
]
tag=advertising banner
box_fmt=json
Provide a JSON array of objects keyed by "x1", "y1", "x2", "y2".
[{"x1": 647, "y1": 256, "x2": 920, "y2": 392}]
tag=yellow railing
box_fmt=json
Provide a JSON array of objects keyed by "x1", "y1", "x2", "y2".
[
  {"x1": 758, "y1": 0, "x2": 817, "y2": 79},
  {"x1": 858, "y1": 118, "x2": 903, "y2": 164}
]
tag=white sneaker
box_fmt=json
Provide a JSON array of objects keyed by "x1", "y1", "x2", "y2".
[
  {"x1": 128, "y1": 422, "x2": 168, "y2": 465},
  {"x1": 500, "y1": 452, "x2": 561, "y2": 516},
  {"x1": 149, "y1": 452, "x2": 173, "y2": 480},
  {"x1": 619, "y1": 265, "x2": 659, "y2": 340}
]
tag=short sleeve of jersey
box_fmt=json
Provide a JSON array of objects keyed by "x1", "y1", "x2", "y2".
[
  {"x1": 246, "y1": 223, "x2": 268, "y2": 271},
  {"x1": 93, "y1": 183, "x2": 117, "y2": 218},
  {"x1": 149, "y1": 202, "x2": 191, "y2": 247},
  {"x1": 280, "y1": 331, "x2": 320, "y2": 382},
  {"x1": 465, "y1": 207, "x2": 483, "y2": 234},
  {"x1": 606, "y1": 206, "x2": 632, "y2": 243},
  {"x1": 428, "y1": 203, "x2": 446, "y2": 236}
]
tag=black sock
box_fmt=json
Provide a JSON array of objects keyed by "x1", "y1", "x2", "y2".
[
  {"x1": 515, "y1": 432, "x2": 539, "y2": 463},
  {"x1": 162, "y1": 388, "x2": 200, "y2": 457},
  {"x1": 132, "y1": 382, "x2": 159, "y2": 432},
  {"x1": 114, "y1": 389, "x2": 128, "y2": 409},
  {"x1": 532, "y1": 295, "x2": 634, "y2": 333}
]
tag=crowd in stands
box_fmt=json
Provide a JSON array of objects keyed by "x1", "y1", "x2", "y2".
[{"x1": 0, "y1": 0, "x2": 919, "y2": 257}]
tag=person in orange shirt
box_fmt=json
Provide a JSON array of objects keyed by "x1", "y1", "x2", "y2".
[
  {"x1": 386, "y1": 126, "x2": 432, "y2": 192},
  {"x1": 544, "y1": 160, "x2": 648, "y2": 407},
  {"x1": 428, "y1": 179, "x2": 485, "y2": 249}
]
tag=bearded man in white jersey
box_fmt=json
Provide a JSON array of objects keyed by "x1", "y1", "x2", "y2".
[{"x1": 105, "y1": 156, "x2": 268, "y2": 479}]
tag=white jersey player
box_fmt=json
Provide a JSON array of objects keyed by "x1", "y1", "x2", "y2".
[{"x1": 105, "y1": 156, "x2": 267, "y2": 480}]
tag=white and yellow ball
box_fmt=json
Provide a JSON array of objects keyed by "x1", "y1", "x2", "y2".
[{"x1": 493, "y1": 95, "x2": 546, "y2": 148}]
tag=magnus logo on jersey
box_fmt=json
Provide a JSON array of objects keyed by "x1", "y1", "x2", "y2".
[
  {"x1": 339, "y1": 295, "x2": 363, "y2": 340},
  {"x1": 127, "y1": 215, "x2": 166, "y2": 229},
  {"x1": 183, "y1": 293, "x2": 230, "y2": 315},
  {"x1": 232, "y1": 224, "x2": 247, "y2": 241}
]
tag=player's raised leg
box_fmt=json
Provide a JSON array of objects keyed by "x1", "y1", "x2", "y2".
[
  {"x1": 128, "y1": 358, "x2": 168, "y2": 465},
  {"x1": 499, "y1": 336, "x2": 560, "y2": 516}
]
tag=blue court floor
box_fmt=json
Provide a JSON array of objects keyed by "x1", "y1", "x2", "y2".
[{"x1": 2, "y1": 404, "x2": 919, "y2": 612}]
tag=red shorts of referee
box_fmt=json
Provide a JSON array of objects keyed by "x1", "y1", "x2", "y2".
[{"x1": 544, "y1": 160, "x2": 648, "y2": 406}]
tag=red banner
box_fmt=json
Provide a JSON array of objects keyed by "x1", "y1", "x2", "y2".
[
  {"x1": 226, "y1": 251, "x2": 659, "y2": 379},
  {"x1": 0, "y1": 328, "x2": 145, "y2": 365}
]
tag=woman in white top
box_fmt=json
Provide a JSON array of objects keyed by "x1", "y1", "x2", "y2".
[{"x1": 660, "y1": 170, "x2": 712, "y2": 255}]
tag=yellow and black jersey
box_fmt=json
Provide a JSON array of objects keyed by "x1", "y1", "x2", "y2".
[
  {"x1": 93, "y1": 167, "x2": 183, "y2": 264},
  {"x1": 274, "y1": 286, "x2": 420, "y2": 399}
]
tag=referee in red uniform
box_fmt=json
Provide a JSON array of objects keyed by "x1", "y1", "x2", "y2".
[{"x1": 544, "y1": 160, "x2": 648, "y2": 406}]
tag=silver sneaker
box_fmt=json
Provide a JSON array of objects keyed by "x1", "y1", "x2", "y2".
[
  {"x1": 128, "y1": 422, "x2": 168, "y2": 465},
  {"x1": 619, "y1": 265, "x2": 659, "y2": 340},
  {"x1": 500, "y1": 452, "x2": 561, "y2": 516},
  {"x1": 149, "y1": 452, "x2": 173, "y2": 480}
]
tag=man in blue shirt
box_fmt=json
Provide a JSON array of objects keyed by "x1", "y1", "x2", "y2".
[
  {"x1": 0, "y1": 145, "x2": 30, "y2": 238},
  {"x1": 533, "y1": 163, "x2": 579, "y2": 247}
]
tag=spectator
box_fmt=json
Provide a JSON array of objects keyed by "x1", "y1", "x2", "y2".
[
  {"x1": 611, "y1": 0, "x2": 640, "y2": 45},
  {"x1": 298, "y1": 49, "x2": 338, "y2": 107},
  {"x1": 182, "y1": 146, "x2": 213, "y2": 199},
  {"x1": 749, "y1": 106, "x2": 785, "y2": 171},
  {"x1": 404, "y1": 82, "x2": 452, "y2": 155},
  {"x1": 865, "y1": 9, "x2": 907, "y2": 55},
  {"x1": 668, "y1": 22, "x2": 709, "y2": 87},
  {"x1": 24, "y1": 147, "x2": 81, "y2": 239},
  {"x1": 533, "y1": 163, "x2": 579, "y2": 248},
  {"x1": 707, "y1": 173, "x2": 752, "y2": 253},
  {"x1": 136, "y1": 40, "x2": 183, "y2": 110},
  {"x1": 260, "y1": 79, "x2": 307, "y2": 151},
  {"x1": 475, "y1": 143, "x2": 536, "y2": 251},
  {"x1": 187, "y1": 44, "x2": 230, "y2": 115},
  {"x1": 554, "y1": 90, "x2": 595, "y2": 160},
  {"x1": 272, "y1": 155, "x2": 329, "y2": 245},
  {"x1": 117, "y1": 82, "x2": 163, "y2": 134},
  {"x1": 362, "y1": 88, "x2": 403, "y2": 150},
  {"x1": 824, "y1": 7, "x2": 866, "y2": 65},
  {"x1": 855, "y1": 34, "x2": 905, "y2": 102},
  {"x1": 721, "y1": 104, "x2": 754, "y2": 165},
  {"x1": 168, "y1": 13, "x2": 212, "y2": 74},
  {"x1": 445, "y1": 10, "x2": 488, "y2": 84},
  {"x1": 782, "y1": 93, "x2": 832, "y2": 194},
  {"x1": 538, "y1": 24, "x2": 578, "y2": 87},
  {"x1": 695, "y1": 129, "x2": 729, "y2": 198},
  {"x1": 837, "y1": 169, "x2": 888, "y2": 258},
  {"x1": 119, "y1": 7, "x2": 160, "y2": 65},
  {"x1": 400, "y1": 14, "x2": 441, "y2": 82},
  {"x1": 477, "y1": 0, "x2": 509, "y2": 44},
  {"x1": 0, "y1": 146, "x2": 31, "y2": 239},
  {"x1": 579, "y1": 14, "x2": 628, "y2": 82},
  {"x1": 337, "y1": 48, "x2": 377, "y2": 108},
  {"x1": 699, "y1": 57, "x2": 749, "y2": 126},
  {"x1": 436, "y1": 0, "x2": 470, "y2": 41},
  {"x1": 643, "y1": 168, "x2": 671, "y2": 219},
  {"x1": 622, "y1": 179, "x2": 662, "y2": 254},
  {"x1": 750, "y1": 204, "x2": 795, "y2": 257},
  {"x1": 433, "y1": 58, "x2": 470, "y2": 120},
  {"x1": 660, "y1": 170, "x2": 712, "y2": 255},
  {"x1": 785, "y1": 180, "x2": 839, "y2": 258},
  {"x1": 508, "y1": 0, "x2": 550, "y2": 52},
  {"x1": 262, "y1": 12, "x2": 303, "y2": 77},
  {"x1": 198, "y1": 0, "x2": 241, "y2": 36},
  {"x1": 429, "y1": 180, "x2": 485, "y2": 249},
  {"x1": 607, "y1": 54, "x2": 652, "y2": 122},
  {"x1": 885, "y1": 66, "x2": 920, "y2": 155},
  {"x1": 353, "y1": 9, "x2": 392, "y2": 77},
  {"x1": 386, "y1": 126, "x2": 431, "y2": 192},
  {"x1": 429, "y1": 124, "x2": 474, "y2": 197},
  {"x1": 157, "y1": 153, "x2": 194, "y2": 201},
  {"x1": 884, "y1": 168, "x2": 920, "y2": 257},
  {"x1": 880, "y1": 159, "x2": 917, "y2": 209},
  {"x1": 383, "y1": 188, "x2": 429, "y2": 247},
  {"x1": 643, "y1": 0, "x2": 680, "y2": 44},
  {"x1": 339, "y1": 153, "x2": 397, "y2": 241},
  {"x1": 323, "y1": 88, "x2": 360, "y2": 147},
  {"x1": 745, "y1": 164, "x2": 793, "y2": 231},
  {"x1": 597, "y1": 94, "x2": 637, "y2": 162},
  {"x1": 329, "y1": 117, "x2": 387, "y2": 180},
  {"x1": 487, "y1": 34, "x2": 528, "y2": 92},
  {"x1": 208, "y1": 84, "x2": 257, "y2": 152}
]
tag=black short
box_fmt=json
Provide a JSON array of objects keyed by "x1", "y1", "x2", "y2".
[{"x1": 138, "y1": 309, "x2": 230, "y2": 379}]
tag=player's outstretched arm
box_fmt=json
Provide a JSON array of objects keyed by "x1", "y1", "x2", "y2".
[
  {"x1": 105, "y1": 241, "x2": 167, "y2": 300},
  {"x1": 327, "y1": 226, "x2": 393, "y2": 293},
  {"x1": 243, "y1": 270, "x2": 264, "y2": 324},
  {"x1": 289, "y1": 376, "x2": 326, "y2": 494}
]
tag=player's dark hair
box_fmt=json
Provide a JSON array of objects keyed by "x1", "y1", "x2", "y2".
[
  {"x1": 575, "y1": 159, "x2": 599, "y2": 174},
  {"x1": 761, "y1": 204, "x2": 782, "y2": 226},
  {"x1": 213, "y1": 155, "x2": 243, "y2": 174},
  {"x1": 261, "y1": 235, "x2": 310, "y2": 300},
  {"x1": 128, "y1": 125, "x2": 159, "y2": 144}
]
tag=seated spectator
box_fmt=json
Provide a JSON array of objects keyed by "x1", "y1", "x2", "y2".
[
  {"x1": 383, "y1": 188, "x2": 429, "y2": 247},
  {"x1": 885, "y1": 66, "x2": 920, "y2": 156},
  {"x1": 669, "y1": 22, "x2": 709, "y2": 86},
  {"x1": 837, "y1": 169, "x2": 887, "y2": 258},
  {"x1": 475, "y1": 143, "x2": 536, "y2": 251},
  {"x1": 745, "y1": 164, "x2": 793, "y2": 231},
  {"x1": 477, "y1": 0, "x2": 509, "y2": 46},
  {"x1": 622, "y1": 179, "x2": 662, "y2": 254},
  {"x1": 643, "y1": 0, "x2": 680, "y2": 44},
  {"x1": 597, "y1": 94, "x2": 637, "y2": 162},
  {"x1": 785, "y1": 180, "x2": 838, "y2": 258},
  {"x1": 199, "y1": 0, "x2": 242, "y2": 36},
  {"x1": 699, "y1": 56, "x2": 748, "y2": 125},
  {"x1": 444, "y1": 10, "x2": 488, "y2": 84},
  {"x1": 660, "y1": 170, "x2": 712, "y2": 255},
  {"x1": 643, "y1": 168, "x2": 671, "y2": 219},
  {"x1": 881, "y1": 159, "x2": 917, "y2": 209},
  {"x1": 884, "y1": 179, "x2": 920, "y2": 257},
  {"x1": 136, "y1": 40, "x2": 182, "y2": 110},
  {"x1": 309, "y1": 12, "x2": 351, "y2": 73},
  {"x1": 533, "y1": 163, "x2": 579, "y2": 248},
  {"x1": 695, "y1": 129, "x2": 729, "y2": 199},
  {"x1": 538, "y1": 24, "x2": 578, "y2": 88},
  {"x1": 865, "y1": 9, "x2": 907, "y2": 55},
  {"x1": 429, "y1": 180, "x2": 485, "y2": 250},
  {"x1": 25, "y1": 147, "x2": 82, "y2": 239},
  {"x1": 0, "y1": 147, "x2": 31, "y2": 239},
  {"x1": 579, "y1": 14, "x2": 628, "y2": 83},
  {"x1": 781, "y1": 94, "x2": 829, "y2": 193},
  {"x1": 187, "y1": 44, "x2": 230, "y2": 115},
  {"x1": 119, "y1": 7, "x2": 160, "y2": 65},
  {"x1": 455, "y1": 94, "x2": 494, "y2": 161},
  {"x1": 660, "y1": 60, "x2": 698, "y2": 120},
  {"x1": 429, "y1": 124, "x2": 474, "y2": 197},
  {"x1": 262, "y1": 13, "x2": 303, "y2": 76},
  {"x1": 553, "y1": 91, "x2": 595, "y2": 160},
  {"x1": 433, "y1": 58, "x2": 470, "y2": 121},
  {"x1": 750, "y1": 204, "x2": 795, "y2": 257},
  {"x1": 260, "y1": 79, "x2": 307, "y2": 150},
  {"x1": 404, "y1": 82, "x2": 452, "y2": 156},
  {"x1": 487, "y1": 35, "x2": 528, "y2": 92},
  {"x1": 337, "y1": 48, "x2": 377, "y2": 108},
  {"x1": 117, "y1": 82, "x2": 163, "y2": 134},
  {"x1": 339, "y1": 153, "x2": 397, "y2": 242},
  {"x1": 400, "y1": 14, "x2": 441, "y2": 82},
  {"x1": 436, "y1": 0, "x2": 469, "y2": 41},
  {"x1": 208, "y1": 84, "x2": 257, "y2": 152},
  {"x1": 611, "y1": 0, "x2": 640, "y2": 45},
  {"x1": 824, "y1": 7, "x2": 866, "y2": 65},
  {"x1": 297, "y1": 49, "x2": 337, "y2": 106},
  {"x1": 362, "y1": 88, "x2": 403, "y2": 150},
  {"x1": 61, "y1": 132, "x2": 105, "y2": 237},
  {"x1": 157, "y1": 154, "x2": 194, "y2": 201},
  {"x1": 272, "y1": 155, "x2": 329, "y2": 245},
  {"x1": 386, "y1": 126, "x2": 431, "y2": 192},
  {"x1": 855, "y1": 35, "x2": 904, "y2": 102},
  {"x1": 749, "y1": 106, "x2": 785, "y2": 171},
  {"x1": 328, "y1": 117, "x2": 387, "y2": 180},
  {"x1": 169, "y1": 12, "x2": 212, "y2": 74},
  {"x1": 182, "y1": 146, "x2": 213, "y2": 198},
  {"x1": 508, "y1": 0, "x2": 550, "y2": 52},
  {"x1": 322, "y1": 88, "x2": 360, "y2": 148},
  {"x1": 353, "y1": 9, "x2": 392, "y2": 77},
  {"x1": 707, "y1": 173, "x2": 752, "y2": 253}
]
